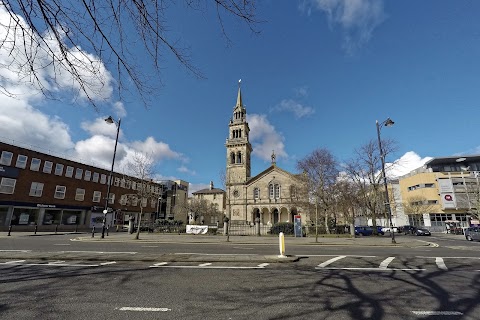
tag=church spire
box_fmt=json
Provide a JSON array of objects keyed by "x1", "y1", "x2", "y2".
[{"x1": 236, "y1": 79, "x2": 243, "y2": 108}]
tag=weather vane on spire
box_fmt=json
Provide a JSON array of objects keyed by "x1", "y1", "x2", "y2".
[{"x1": 238, "y1": 79, "x2": 241, "y2": 88}]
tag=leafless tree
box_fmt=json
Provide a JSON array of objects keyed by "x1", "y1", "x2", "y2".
[
  {"x1": 0, "y1": 1, "x2": 260, "y2": 108},
  {"x1": 332, "y1": 179, "x2": 361, "y2": 236},
  {"x1": 344, "y1": 139, "x2": 397, "y2": 231},
  {"x1": 122, "y1": 152, "x2": 158, "y2": 239},
  {"x1": 297, "y1": 148, "x2": 339, "y2": 238}
]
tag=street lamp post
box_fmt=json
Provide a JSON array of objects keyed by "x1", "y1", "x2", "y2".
[
  {"x1": 376, "y1": 117, "x2": 396, "y2": 244},
  {"x1": 102, "y1": 116, "x2": 121, "y2": 239}
]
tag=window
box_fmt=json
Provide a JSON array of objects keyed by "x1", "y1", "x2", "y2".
[
  {"x1": 131, "y1": 197, "x2": 139, "y2": 206},
  {"x1": 29, "y1": 182, "x2": 44, "y2": 197},
  {"x1": 92, "y1": 172, "x2": 99, "y2": 183},
  {"x1": 290, "y1": 186, "x2": 297, "y2": 198},
  {"x1": 108, "y1": 193, "x2": 115, "y2": 204},
  {"x1": 55, "y1": 163, "x2": 64, "y2": 175},
  {"x1": 93, "y1": 191, "x2": 101, "y2": 202},
  {"x1": 43, "y1": 161, "x2": 53, "y2": 173},
  {"x1": 75, "y1": 188, "x2": 85, "y2": 201},
  {"x1": 30, "y1": 158, "x2": 41, "y2": 171},
  {"x1": 237, "y1": 151, "x2": 242, "y2": 164},
  {"x1": 75, "y1": 168, "x2": 83, "y2": 179},
  {"x1": 65, "y1": 166, "x2": 74, "y2": 177},
  {"x1": 269, "y1": 183, "x2": 280, "y2": 199},
  {"x1": 120, "y1": 195, "x2": 128, "y2": 205},
  {"x1": 84, "y1": 170, "x2": 91, "y2": 181},
  {"x1": 15, "y1": 155, "x2": 28, "y2": 169},
  {"x1": 230, "y1": 152, "x2": 235, "y2": 164},
  {"x1": 114, "y1": 177, "x2": 120, "y2": 187},
  {"x1": 120, "y1": 178, "x2": 126, "y2": 188},
  {"x1": 141, "y1": 198, "x2": 147, "y2": 207},
  {"x1": 132, "y1": 182, "x2": 137, "y2": 190},
  {"x1": 0, "y1": 178, "x2": 16, "y2": 194},
  {"x1": 424, "y1": 183, "x2": 435, "y2": 188},
  {"x1": 54, "y1": 185, "x2": 66, "y2": 199},
  {"x1": 254, "y1": 187, "x2": 260, "y2": 199},
  {"x1": 100, "y1": 174, "x2": 107, "y2": 184},
  {"x1": 0, "y1": 151, "x2": 13, "y2": 166}
]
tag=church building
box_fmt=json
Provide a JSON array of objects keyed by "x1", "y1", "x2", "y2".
[{"x1": 225, "y1": 82, "x2": 307, "y2": 226}]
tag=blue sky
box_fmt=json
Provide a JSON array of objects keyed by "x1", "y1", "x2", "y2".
[{"x1": 1, "y1": 0, "x2": 480, "y2": 194}]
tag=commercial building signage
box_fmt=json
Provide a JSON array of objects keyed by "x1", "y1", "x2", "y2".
[
  {"x1": 441, "y1": 193, "x2": 457, "y2": 209},
  {"x1": 438, "y1": 179, "x2": 453, "y2": 193},
  {"x1": 37, "y1": 204, "x2": 56, "y2": 208},
  {"x1": 0, "y1": 166, "x2": 19, "y2": 178}
]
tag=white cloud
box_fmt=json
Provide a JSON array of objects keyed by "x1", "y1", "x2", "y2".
[
  {"x1": 177, "y1": 166, "x2": 197, "y2": 175},
  {"x1": 248, "y1": 114, "x2": 287, "y2": 162},
  {"x1": 301, "y1": 0, "x2": 386, "y2": 54},
  {"x1": 0, "y1": 7, "x2": 114, "y2": 103},
  {"x1": 387, "y1": 151, "x2": 433, "y2": 178},
  {"x1": 189, "y1": 183, "x2": 210, "y2": 195},
  {"x1": 271, "y1": 99, "x2": 315, "y2": 119},
  {"x1": 81, "y1": 118, "x2": 123, "y2": 139}
]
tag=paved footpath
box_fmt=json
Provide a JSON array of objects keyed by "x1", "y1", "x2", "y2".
[{"x1": 0, "y1": 231, "x2": 438, "y2": 264}]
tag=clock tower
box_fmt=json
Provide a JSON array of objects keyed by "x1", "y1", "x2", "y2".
[{"x1": 225, "y1": 80, "x2": 252, "y2": 187}]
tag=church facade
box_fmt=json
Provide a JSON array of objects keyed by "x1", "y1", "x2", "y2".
[{"x1": 225, "y1": 84, "x2": 307, "y2": 226}]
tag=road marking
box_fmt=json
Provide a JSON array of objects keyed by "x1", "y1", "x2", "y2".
[
  {"x1": 0, "y1": 250, "x2": 32, "y2": 252},
  {"x1": 379, "y1": 257, "x2": 395, "y2": 269},
  {"x1": 416, "y1": 256, "x2": 480, "y2": 259},
  {"x1": 233, "y1": 247, "x2": 254, "y2": 250},
  {"x1": 49, "y1": 261, "x2": 66, "y2": 264},
  {"x1": 198, "y1": 263, "x2": 212, "y2": 267},
  {"x1": 4, "y1": 260, "x2": 26, "y2": 264},
  {"x1": 299, "y1": 255, "x2": 376, "y2": 258},
  {"x1": 317, "y1": 256, "x2": 346, "y2": 268},
  {"x1": 258, "y1": 263, "x2": 269, "y2": 268},
  {"x1": 411, "y1": 311, "x2": 462, "y2": 316},
  {"x1": 141, "y1": 246, "x2": 158, "y2": 248},
  {"x1": 153, "y1": 262, "x2": 169, "y2": 266},
  {"x1": 100, "y1": 261, "x2": 117, "y2": 265},
  {"x1": 117, "y1": 307, "x2": 171, "y2": 312},
  {"x1": 175, "y1": 253, "x2": 259, "y2": 256},
  {"x1": 435, "y1": 257, "x2": 448, "y2": 270},
  {"x1": 59, "y1": 251, "x2": 137, "y2": 254},
  {"x1": 316, "y1": 267, "x2": 426, "y2": 271},
  {"x1": 18, "y1": 263, "x2": 100, "y2": 267},
  {"x1": 54, "y1": 244, "x2": 71, "y2": 246}
]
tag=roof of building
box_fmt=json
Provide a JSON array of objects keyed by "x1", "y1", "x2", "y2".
[
  {"x1": 425, "y1": 155, "x2": 480, "y2": 166},
  {"x1": 192, "y1": 188, "x2": 225, "y2": 195}
]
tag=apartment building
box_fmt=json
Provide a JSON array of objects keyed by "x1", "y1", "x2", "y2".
[{"x1": 0, "y1": 140, "x2": 188, "y2": 231}]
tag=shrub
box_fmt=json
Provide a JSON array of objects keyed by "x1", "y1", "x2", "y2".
[{"x1": 270, "y1": 222, "x2": 294, "y2": 235}]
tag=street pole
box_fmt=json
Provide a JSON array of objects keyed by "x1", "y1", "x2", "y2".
[
  {"x1": 315, "y1": 200, "x2": 318, "y2": 243},
  {"x1": 376, "y1": 119, "x2": 396, "y2": 244},
  {"x1": 102, "y1": 117, "x2": 121, "y2": 239}
]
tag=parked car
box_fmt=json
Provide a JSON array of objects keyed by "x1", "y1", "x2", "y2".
[
  {"x1": 381, "y1": 226, "x2": 399, "y2": 233},
  {"x1": 355, "y1": 226, "x2": 374, "y2": 236},
  {"x1": 465, "y1": 227, "x2": 480, "y2": 241},
  {"x1": 414, "y1": 228, "x2": 431, "y2": 236},
  {"x1": 402, "y1": 225, "x2": 416, "y2": 235},
  {"x1": 376, "y1": 226, "x2": 385, "y2": 235}
]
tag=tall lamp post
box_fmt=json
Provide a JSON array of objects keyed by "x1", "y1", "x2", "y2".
[
  {"x1": 376, "y1": 117, "x2": 396, "y2": 244},
  {"x1": 102, "y1": 116, "x2": 121, "y2": 239}
]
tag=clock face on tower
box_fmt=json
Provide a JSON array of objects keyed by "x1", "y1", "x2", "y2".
[{"x1": 233, "y1": 189, "x2": 240, "y2": 198}]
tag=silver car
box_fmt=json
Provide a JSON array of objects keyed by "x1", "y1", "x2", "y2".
[{"x1": 465, "y1": 227, "x2": 480, "y2": 241}]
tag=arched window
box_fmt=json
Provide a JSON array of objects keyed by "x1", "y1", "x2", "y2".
[
  {"x1": 237, "y1": 152, "x2": 242, "y2": 164},
  {"x1": 230, "y1": 152, "x2": 235, "y2": 164},
  {"x1": 253, "y1": 187, "x2": 260, "y2": 199},
  {"x1": 269, "y1": 183, "x2": 280, "y2": 199}
]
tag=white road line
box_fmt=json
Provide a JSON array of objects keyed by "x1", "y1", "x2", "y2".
[
  {"x1": 435, "y1": 257, "x2": 448, "y2": 270},
  {"x1": 257, "y1": 263, "x2": 269, "y2": 268},
  {"x1": 299, "y1": 255, "x2": 376, "y2": 258},
  {"x1": 59, "y1": 251, "x2": 137, "y2": 254},
  {"x1": 174, "y1": 253, "x2": 258, "y2": 256},
  {"x1": 315, "y1": 267, "x2": 426, "y2": 271},
  {"x1": 100, "y1": 261, "x2": 117, "y2": 265},
  {"x1": 411, "y1": 311, "x2": 462, "y2": 316},
  {"x1": 19, "y1": 263, "x2": 100, "y2": 267},
  {"x1": 416, "y1": 256, "x2": 480, "y2": 259},
  {"x1": 117, "y1": 307, "x2": 171, "y2": 312},
  {"x1": 379, "y1": 257, "x2": 395, "y2": 270},
  {"x1": 153, "y1": 262, "x2": 169, "y2": 266},
  {"x1": 0, "y1": 250, "x2": 32, "y2": 252},
  {"x1": 49, "y1": 261, "x2": 66, "y2": 264},
  {"x1": 149, "y1": 264, "x2": 269, "y2": 269},
  {"x1": 4, "y1": 260, "x2": 26, "y2": 264},
  {"x1": 317, "y1": 256, "x2": 347, "y2": 268},
  {"x1": 54, "y1": 244, "x2": 71, "y2": 246},
  {"x1": 141, "y1": 246, "x2": 158, "y2": 248},
  {"x1": 198, "y1": 263, "x2": 212, "y2": 267}
]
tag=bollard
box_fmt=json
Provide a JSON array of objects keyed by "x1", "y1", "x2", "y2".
[
  {"x1": 74, "y1": 224, "x2": 78, "y2": 233},
  {"x1": 55, "y1": 224, "x2": 58, "y2": 234},
  {"x1": 278, "y1": 232, "x2": 286, "y2": 258},
  {"x1": 106, "y1": 225, "x2": 109, "y2": 236},
  {"x1": 91, "y1": 226, "x2": 95, "y2": 238},
  {"x1": 7, "y1": 225, "x2": 12, "y2": 236},
  {"x1": 34, "y1": 225, "x2": 38, "y2": 235}
]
